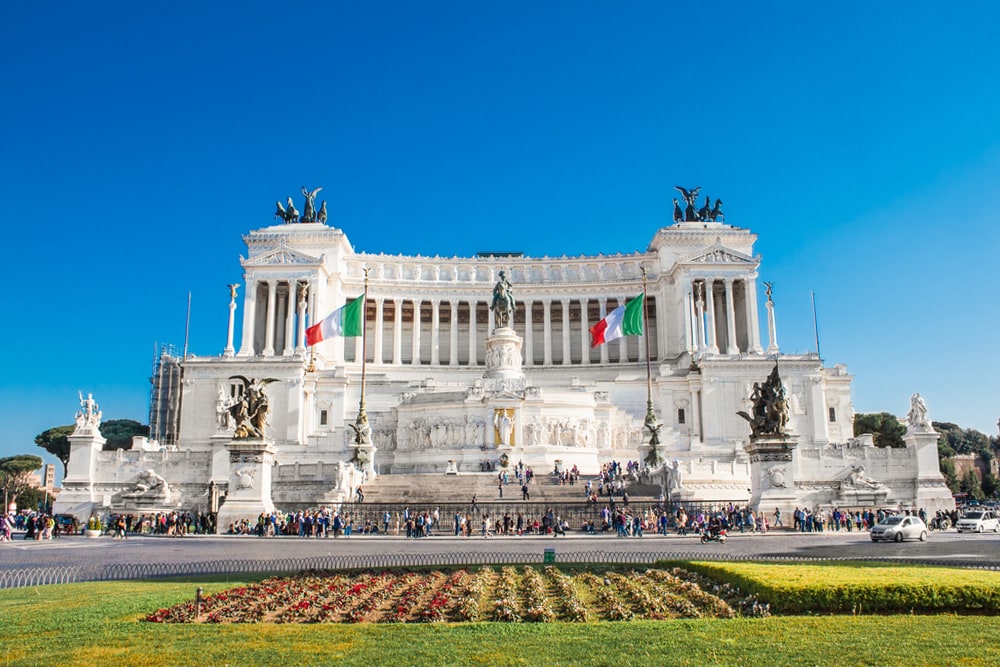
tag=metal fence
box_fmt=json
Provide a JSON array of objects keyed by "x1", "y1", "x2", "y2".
[{"x1": 2, "y1": 550, "x2": 998, "y2": 590}]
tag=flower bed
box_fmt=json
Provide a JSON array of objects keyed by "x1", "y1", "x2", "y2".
[{"x1": 145, "y1": 566, "x2": 744, "y2": 624}]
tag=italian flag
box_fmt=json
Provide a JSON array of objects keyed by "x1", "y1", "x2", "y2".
[
  {"x1": 306, "y1": 297, "x2": 364, "y2": 346},
  {"x1": 589, "y1": 293, "x2": 644, "y2": 347}
]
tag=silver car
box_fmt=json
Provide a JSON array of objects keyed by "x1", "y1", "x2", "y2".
[{"x1": 870, "y1": 515, "x2": 928, "y2": 542}]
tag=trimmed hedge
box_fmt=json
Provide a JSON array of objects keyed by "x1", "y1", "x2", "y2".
[{"x1": 662, "y1": 561, "x2": 1000, "y2": 614}]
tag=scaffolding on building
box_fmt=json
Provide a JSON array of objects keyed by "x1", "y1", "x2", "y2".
[{"x1": 149, "y1": 343, "x2": 182, "y2": 445}]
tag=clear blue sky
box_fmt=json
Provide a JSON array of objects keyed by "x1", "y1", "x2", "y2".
[{"x1": 2, "y1": 3, "x2": 999, "y2": 468}]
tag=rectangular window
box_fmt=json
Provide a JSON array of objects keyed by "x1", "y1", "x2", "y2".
[
  {"x1": 319, "y1": 409, "x2": 328, "y2": 426},
  {"x1": 828, "y1": 407, "x2": 836, "y2": 423},
  {"x1": 677, "y1": 408, "x2": 686, "y2": 425}
]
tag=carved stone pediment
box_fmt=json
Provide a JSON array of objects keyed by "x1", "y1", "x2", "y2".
[
  {"x1": 242, "y1": 244, "x2": 321, "y2": 267},
  {"x1": 684, "y1": 240, "x2": 754, "y2": 265}
]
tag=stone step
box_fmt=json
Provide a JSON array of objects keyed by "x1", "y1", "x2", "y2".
[{"x1": 359, "y1": 473, "x2": 658, "y2": 503}]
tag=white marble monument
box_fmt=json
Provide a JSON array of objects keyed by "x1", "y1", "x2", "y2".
[{"x1": 54, "y1": 189, "x2": 955, "y2": 526}]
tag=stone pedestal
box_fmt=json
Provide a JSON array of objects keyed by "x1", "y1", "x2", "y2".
[
  {"x1": 216, "y1": 439, "x2": 277, "y2": 532},
  {"x1": 52, "y1": 429, "x2": 107, "y2": 518},
  {"x1": 905, "y1": 427, "x2": 956, "y2": 512},
  {"x1": 484, "y1": 327, "x2": 524, "y2": 383},
  {"x1": 445, "y1": 459, "x2": 459, "y2": 475},
  {"x1": 744, "y1": 433, "x2": 799, "y2": 517}
]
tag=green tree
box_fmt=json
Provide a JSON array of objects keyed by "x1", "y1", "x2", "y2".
[
  {"x1": 939, "y1": 457, "x2": 960, "y2": 494},
  {"x1": 0, "y1": 454, "x2": 44, "y2": 509},
  {"x1": 35, "y1": 425, "x2": 75, "y2": 472},
  {"x1": 853, "y1": 412, "x2": 906, "y2": 448},
  {"x1": 934, "y1": 422, "x2": 992, "y2": 458},
  {"x1": 16, "y1": 486, "x2": 48, "y2": 513},
  {"x1": 959, "y1": 470, "x2": 984, "y2": 500},
  {"x1": 982, "y1": 473, "x2": 1000, "y2": 499},
  {"x1": 99, "y1": 419, "x2": 150, "y2": 451}
]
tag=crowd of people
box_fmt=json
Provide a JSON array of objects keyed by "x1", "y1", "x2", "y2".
[
  {"x1": 2, "y1": 512, "x2": 58, "y2": 541},
  {"x1": 3, "y1": 459, "x2": 952, "y2": 543},
  {"x1": 2, "y1": 502, "x2": 950, "y2": 541}
]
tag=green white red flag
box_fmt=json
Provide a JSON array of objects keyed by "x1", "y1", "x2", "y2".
[
  {"x1": 589, "y1": 293, "x2": 644, "y2": 347},
  {"x1": 306, "y1": 297, "x2": 364, "y2": 346}
]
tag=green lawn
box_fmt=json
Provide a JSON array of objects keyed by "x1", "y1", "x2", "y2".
[
  {"x1": 674, "y1": 560, "x2": 1000, "y2": 614},
  {"x1": 0, "y1": 568, "x2": 998, "y2": 666}
]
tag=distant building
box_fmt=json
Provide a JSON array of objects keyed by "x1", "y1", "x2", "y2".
[
  {"x1": 27, "y1": 463, "x2": 59, "y2": 501},
  {"x1": 951, "y1": 453, "x2": 998, "y2": 482}
]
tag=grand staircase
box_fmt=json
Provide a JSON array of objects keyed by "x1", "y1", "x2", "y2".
[{"x1": 359, "y1": 472, "x2": 659, "y2": 504}]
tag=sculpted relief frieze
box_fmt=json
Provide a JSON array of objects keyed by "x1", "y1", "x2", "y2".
[{"x1": 241, "y1": 245, "x2": 321, "y2": 267}]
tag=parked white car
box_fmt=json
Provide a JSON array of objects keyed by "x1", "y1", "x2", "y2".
[
  {"x1": 870, "y1": 515, "x2": 928, "y2": 542},
  {"x1": 956, "y1": 510, "x2": 1000, "y2": 533}
]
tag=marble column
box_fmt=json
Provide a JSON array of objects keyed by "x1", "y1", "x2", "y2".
[
  {"x1": 296, "y1": 283, "x2": 308, "y2": 353},
  {"x1": 392, "y1": 299, "x2": 403, "y2": 365},
  {"x1": 522, "y1": 299, "x2": 533, "y2": 366},
  {"x1": 224, "y1": 288, "x2": 237, "y2": 358},
  {"x1": 430, "y1": 299, "x2": 441, "y2": 365},
  {"x1": 467, "y1": 300, "x2": 478, "y2": 366},
  {"x1": 598, "y1": 297, "x2": 609, "y2": 364},
  {"x1": 283, "y1": 281, "x2": 296, "y2": 356},
  {"x1": 542, "y1": 299, "x2": 553, "y2": 365},
  {"x1": 561, "y1": 299, "x2": 571, "y2": 365},
  {"x1": 705, "y1": 280, "x2": 719, "y2": 354},
  {"x1": 617, "y1": 297, "x2": 628, "y2": 363},
  {"x1": 724, "y1": 278, "x2": 739, "y2": 355},
  {"x1": 411, "y1": 299, "x2": 422, "y2": 365},
  {"x1": 449, "y1": 301, "x2": 459, "y2": 366},
  {"x1": 745, "y1": 278, "x2": 764, "y2": 354},
  {"x1": 766, "y1": 296, "x2": 780, "y2": 355},
  {"x1": 263, "y1": 279, "x2": 277, "y2": 357},
  {"x1": 579, "y1": 298, "x2": 590, "y2": 365},
  {"x1": 683, "y1": 284, "x2": 695, "y2": 356},
  {"x1": 694, "y1": 282, "x2": 706, "y2": 351},
  {"x1": 373, "y1": 297, "x2": 384, "y2": 364},
  {"x1": 237, "y1": 279, "x2": 256, "y2": 356},
  {"x1": 692, "y1": 389, "x2": 703, "y2": 443}
]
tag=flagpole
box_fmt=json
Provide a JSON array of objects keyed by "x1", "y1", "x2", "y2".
[
  {"x1": 641, "y1": 267, "x2": 661, "y2": 464},
  {"x1": 355, "y1": 267, "x2": 370, "y2": 442}
]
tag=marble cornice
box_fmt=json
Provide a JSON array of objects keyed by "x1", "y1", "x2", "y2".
[
  {"x1": 344, "y1": 282, "x2": 659, "y2": 302},
  {"x1": 353, "y1": 250, "x2": 651, "y2": 264}
]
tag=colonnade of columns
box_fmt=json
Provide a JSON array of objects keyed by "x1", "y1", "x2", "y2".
[
  {"x1": 237, "y1": 279, "x2": 311, "y2": 357},
  {"x1": 339, "y1": 296, "x2": 657, "y2": 366},
  {"x1": 234, "y1": 277, "x2": 766, "y2": 362},
  {"x1": 686, "y1": 277, "x2": 763, "y2": 356}
]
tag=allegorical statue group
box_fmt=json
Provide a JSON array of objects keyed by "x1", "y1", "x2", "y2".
[
  {"x1": 275, "y1": 186, "x2": 328, "y2": 224},
  {"x1": 226, "y1": 376, "x2": 277, "y2": 439},
  {"x1": 673, "y1": 186, "x2": 724, "y2": 223},
  {"x1": 736, "y1": 364, "x2": 790, "y2": 437}
]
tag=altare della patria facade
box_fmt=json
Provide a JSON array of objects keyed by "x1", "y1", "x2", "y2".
[{"x1": 54, "y1": 186, "x2": 954, "y2": 529}]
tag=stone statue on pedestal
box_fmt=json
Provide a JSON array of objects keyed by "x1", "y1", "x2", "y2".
[
  {"x1": 130, "y1": 468, "x2": 173, "y2": 501},
  {"x1": 907, "y1": 393, "x2": 930, "y2": 430},
  {"x1": 842, "y1": 464, "x2": 883, "y2": 491},
  {"x1": 494, "y1": 410, "x2": 514, "y2": 446},
  {"x1": 73, "y1": 391, "x2": 102, "y2": 434}
]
